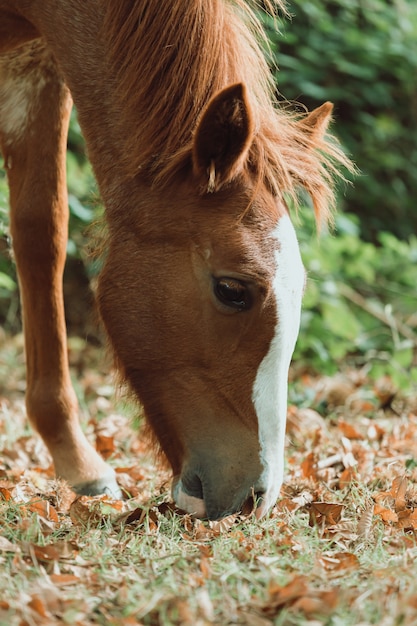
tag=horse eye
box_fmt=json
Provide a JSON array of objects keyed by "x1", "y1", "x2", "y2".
[{"x1": 213, "y1": 277, "x2": 251, "y2": 311}]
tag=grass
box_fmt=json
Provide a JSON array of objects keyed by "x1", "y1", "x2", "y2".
[{"x1": 1, "y1": 332, "x2": 417, "y2": 625}]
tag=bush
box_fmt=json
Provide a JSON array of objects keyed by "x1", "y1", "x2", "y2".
[
  {"x1": 295, "y1": 210, "x2": 417, "y2": 387},
  {"x1": 264, "y1": 0, "x2": 417, "y2": 240}
]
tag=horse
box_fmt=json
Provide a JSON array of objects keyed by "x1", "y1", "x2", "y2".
[{"x1": 0, "y1": 0, "x2": 349, "y2": 520}]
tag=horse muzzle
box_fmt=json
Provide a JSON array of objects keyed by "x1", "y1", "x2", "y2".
[{"x1": 172, "y1": 470, "x2": 273, "y2": 521}]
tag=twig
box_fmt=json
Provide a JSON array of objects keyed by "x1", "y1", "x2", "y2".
[{"x1": 338, "y1": 283, "x2": 417, "y2": 343}]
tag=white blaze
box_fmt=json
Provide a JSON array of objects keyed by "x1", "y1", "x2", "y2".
[{"x1": 252, "y1": 213, "x2": 305, "y2": 515}]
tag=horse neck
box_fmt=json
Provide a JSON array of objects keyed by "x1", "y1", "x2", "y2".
[{"x1": 20, "y1": 0, "x2": 128, "y2": 196}]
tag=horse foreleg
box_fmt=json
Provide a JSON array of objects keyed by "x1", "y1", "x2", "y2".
[{"x1": 0, "y1": 42, "x2": 121, "y2": 497}]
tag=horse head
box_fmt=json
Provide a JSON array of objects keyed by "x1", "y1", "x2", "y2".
[{"x1": 97, "y1": 83, "x2": 332, "y2": 520}]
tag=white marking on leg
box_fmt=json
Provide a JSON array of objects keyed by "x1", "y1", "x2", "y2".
[{"x1": 252, "y1": 213, "x2": 305, "y2": 515}]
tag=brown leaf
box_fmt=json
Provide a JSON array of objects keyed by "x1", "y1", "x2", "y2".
[
  {"x1": 397, "y1": 508, "x2": 417, "y2": 531},
  {"x1": 209, "y1": 514, "x2": 238, "y2": 534},
  {"x1": 236, "y1": 610, "x2": 272, "y2": 626},
  {"x1": 28, "y1": 499, "x2": 59, "y2": 523},
  {"x1": 308, "y1": 502, "x2": 344, "y2": 527},
  {"x1": 0, "y1": 479, "x2": 15, "y2": 501},
  {"x1": 338, "y1": 466, "x2": 356, "y2": 489},
  {"x1": 357, "y1": 506, "x2": 374, "y2": 538},
  {"x1": 275, "y1": 497, "x2": 302, "y2": 513},
  {"x1": 70, "y1": 494, "x2": 125, "y2": 527},
  {"x1": 319, "y1": 551, "x2": 360, "y2": 573},
  {"x1": 49, "y1": 574, "x2": 80, "y2": 586},
  {"x1": 292, "y1": 590, "x2": 338, "y2": 616},
  {"x1": 393, "y1": 475, "x2": 408, "y2": 512},
  {"x1": 21, "y1": 542, "x2": 60, "y2": 563},
  {"x1": 374, "y1": 503, "x2": 398, "y2": 523},
  {"x1": 267, "y1": 575, "x2": 309, "y2": 610},
  {"x1": 114, "y1": 505, "x2": 159, "y2": 531}
]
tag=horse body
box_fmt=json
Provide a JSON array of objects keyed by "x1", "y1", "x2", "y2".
[{"x1": 0, "y1": 0, "x2": 347, "y2": 519}]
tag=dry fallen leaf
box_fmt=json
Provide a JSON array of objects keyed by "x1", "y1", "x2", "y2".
[
  {"x1": 27, "y1": 499, "x2": 59, "y2": 523},
  {"x1": 319, "y1": 551, "x2": 360, "y2": 573},
  {"x1": 0, "y1": 535, "x2": 20, "y2": 553},
  {"x1": 301, "y1": 452, "x2": 318, "y2": 481},
  {"x1": 70, "y1": 494, "x2": 125, "y2": 527},
  {"x1": 95, "y1": 434, "x2": 116, "y2": 459},
  {"x1": 357, "y1": 505, "x2": 374, "y2": 538},
  {"x1": 374, "y1": 503, "x2": 398, "y2": 524},
  {"x1": 260, "y1": 575, "x2": 339, "y2": 617},
  {"x1": 308, "y1": 502, "x2": 344, "y2": 527},
  {"x1": 338, "y1": 420, "x2": 364, "y2": 440}
]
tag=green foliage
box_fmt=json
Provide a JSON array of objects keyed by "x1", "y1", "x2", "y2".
[
  {"x1": 66, "y1": 110, "x2": 102, "y2": 259},
  {"x1": 295, "y1": 210, "x2": 417, "y2": 387},
  {"x1": 0, "y1": 170, "x2": 17, "y2": 326},
  {"x1": 264, "y1": 0, "x2": 417, "y2": 240}
]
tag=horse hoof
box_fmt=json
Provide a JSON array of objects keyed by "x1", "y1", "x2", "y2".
[{"x1": 72, "y1": 472, "x2": 123, "y2": 500}]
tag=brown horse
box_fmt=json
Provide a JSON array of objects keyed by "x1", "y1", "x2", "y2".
[{"x1": 0, "y1": 0, "x2": 349, "y2": 520}]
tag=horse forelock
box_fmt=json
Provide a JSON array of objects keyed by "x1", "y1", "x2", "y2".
[{"x1": 102, "y1": 0, "x2": 351, "y2": 226}]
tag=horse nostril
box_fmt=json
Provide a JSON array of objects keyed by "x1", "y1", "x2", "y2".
[{"x1": 181, "y1": 473, "x2": 204, "y2": 501}]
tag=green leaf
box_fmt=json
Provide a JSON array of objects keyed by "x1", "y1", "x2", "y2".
[
  {"x1": 0, "y1": 271, "x2": 16, "y2": 291},
  {"x1": 321, "y1": 299, "x2": 361, "y2": 341}
]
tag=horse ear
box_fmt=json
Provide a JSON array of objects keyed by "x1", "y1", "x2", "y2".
[
  {"x1": 301, "y1": 101, "x2": 333, "y2": 142},
  {"x1": 192, "y1": 83, "x2": 254, "y2": 192}
]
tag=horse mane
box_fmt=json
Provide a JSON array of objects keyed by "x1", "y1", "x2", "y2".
[{"x1": 102, "y1": 0, "x2": 351, "y2": 224}]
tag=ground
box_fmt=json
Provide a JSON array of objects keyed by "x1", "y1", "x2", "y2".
[{"x1": 1, "y1": 331, "x2": 417, "y2": 626}]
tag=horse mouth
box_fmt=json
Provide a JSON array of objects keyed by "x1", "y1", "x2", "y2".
[
  {"x1": 172, "y1": 476, "x2": 270, "y2": 520},
  {"x1": 172, "y1": 478, "x2": 207, "y2": 518}
]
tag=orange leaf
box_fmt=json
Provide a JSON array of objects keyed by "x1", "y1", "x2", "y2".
[
  {"x1": 28, "y1": 500, "x2": 59, "y2": 523},
  {"x1": 199, "y1": 556, "x2": 212, "y2": 579},
  {"x1": 0, "y1": 487, "x2": 13, "y2": 501},
  {"x1": 95, "y1": 434, "x2": 116, "y2": 459},
  {"x1": 338, "y1": 420, "x2": 363, "y2": 440},
  {"x1": 267, "y1": 575, "x2": 309, "y2": 608},
  {"x1": 115, "y1": 466, "x2": 145, "y2": 482},
  {"x1": 397, "y1": 508, "x2": 417, "y2": 530},
  {"x1": 28, "y1": 596, "x2": 48, "y2": 618},
  {"x1": 292, "y1": 590, "x2": 339, "y2": 616},
  {"x1": 21, "y1": 542, "x2": 60, "y2": 563},
  {"x1": 301, "y1": 452, "x2": 317, "y2": 480},
  {"x1": 49, "y1": 574, "x2": 80, "y2": 586},
  {"x1": 275, "y1": 497, "x2": 302, "y2": 513},
  {"x1": 338, "y1": 466, "x2": 356, "y2": 489},
  {"x1": 374, "y1": 503, "x2": 398, "y2": 523}
]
